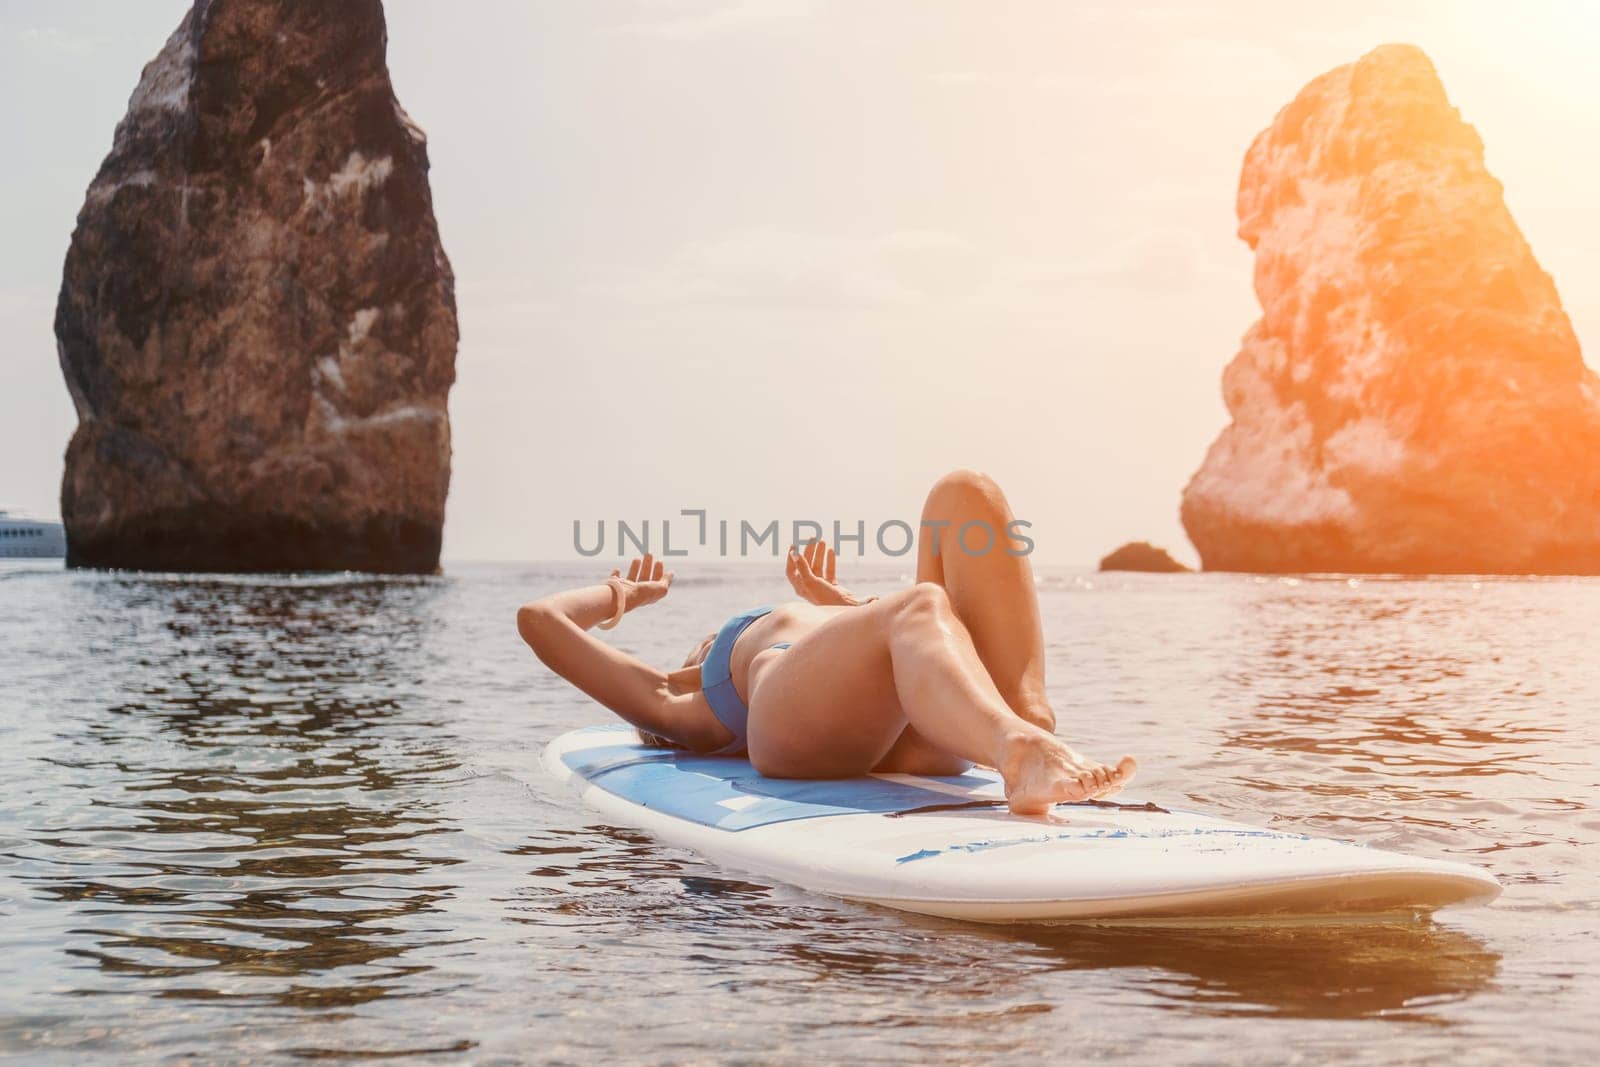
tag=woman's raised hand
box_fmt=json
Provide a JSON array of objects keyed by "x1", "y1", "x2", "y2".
[
  {"x1": 786, "y1": 541, "x2": 864, "y2": 608},
  {"x1": 611, "y1": 554, "x2": 674, "y2": 611}
]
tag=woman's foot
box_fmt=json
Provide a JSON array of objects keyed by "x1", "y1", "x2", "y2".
[{"x1": 998, "y1": 729, "x2": 1137, "y2": 816}]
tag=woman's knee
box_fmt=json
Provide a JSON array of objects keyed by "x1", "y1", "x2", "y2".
[
  {"x1": 921, "y1": 470, "x2": 1012, "y2": 563},
  {"x1": 923, "y1": 468, "x2": 1008, "y2": 522},
  {"x1": 888, "y1": 581, "x2": 953, "y2": 626}
]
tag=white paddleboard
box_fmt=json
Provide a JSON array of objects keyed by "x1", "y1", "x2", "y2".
[{"x1": 541, "y1": 725, "x2": 1500, "y2": 923}]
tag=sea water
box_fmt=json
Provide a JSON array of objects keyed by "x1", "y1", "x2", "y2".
[{"x1": 1, "y1": 560, "x2": 1596, "y2": 1062}]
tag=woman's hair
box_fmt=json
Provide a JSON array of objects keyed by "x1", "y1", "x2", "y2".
[
  {"x1": 636, "y1": 729, "x2": 683, "y2": 748},
  {"x1": 633, "y1": 632, "x2": 717, "y2": 749}
]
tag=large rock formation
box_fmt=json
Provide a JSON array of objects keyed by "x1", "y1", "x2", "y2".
[
  {"x1": 1181, "y1": 44, "x2": 1600, "y2": 575},
  {"x1": 56, "y1": 0, "x2": 456, "y2": 573}
]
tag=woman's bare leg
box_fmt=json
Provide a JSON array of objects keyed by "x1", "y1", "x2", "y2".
[
  {"x1": 876, "y1": 469, "x2": 1051, "y2": 773},
  {"x1": 747, "y1": 586, "x2": 1133, "y2": 814},
  {"x1": 917, "y1": 468, "x2": 1052, "y2": 727}
]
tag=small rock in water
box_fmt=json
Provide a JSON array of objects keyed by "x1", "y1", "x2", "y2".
[
  {"x1": 1181, "y1": 44, "x2": 1600, "y2": 575},
  {"x1": 56, "y1": 0, "x2": 457, "y2": 573},
  {"x1": 1097, "y1": 542, "x2": 1191, "y2": 573}
]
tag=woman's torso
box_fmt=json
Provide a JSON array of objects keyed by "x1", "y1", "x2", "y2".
[{"x1": 725, "y1": 601, "x2": 846, "y2": 709}]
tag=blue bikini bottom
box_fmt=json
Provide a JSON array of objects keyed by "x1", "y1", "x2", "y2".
[{"x1": 700, "y1": 605, "x2": 791, "y2": 756}]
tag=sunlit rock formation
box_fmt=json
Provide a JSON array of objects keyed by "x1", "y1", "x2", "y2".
[
  {"x1": 56, "y1": 0, "x2": 456, "y2": 573},
  {"x1": 1181, "y1": 44, "x2": 1600, "y2": 575},
  {"x1": 1098, "y1": 542, "x2": 1191, "y2": 573}
]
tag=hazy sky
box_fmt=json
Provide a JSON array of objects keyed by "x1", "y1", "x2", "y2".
[{"x1": 2, "y1": 1, "x2": 1597, "y2": 565}]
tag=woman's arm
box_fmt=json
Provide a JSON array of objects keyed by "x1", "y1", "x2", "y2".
[{"x1": 517, "y1": 555, "x2": 722, "y2": 749}]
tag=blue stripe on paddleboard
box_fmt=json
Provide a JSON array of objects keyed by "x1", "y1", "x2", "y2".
[
  {"x1": 894, "y1": 826, "x2": 1312, "y2": 864},
  {"x1": 560, "y1": 740, "x2": 1002, "y2": 832}
]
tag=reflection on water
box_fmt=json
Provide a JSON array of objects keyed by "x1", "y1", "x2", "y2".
[
  {"x1": 1, "y1": 572, "x2": 487, "y2": 1055},
  {"x1": 1010, "y1": 921, "x2": 1497, "y2": 1021},
  {"x1": 1, "y1": 564, "x2": 1597, "y2": 1060},
  {"x1": 36, "y1": 579, "x2": 461, "y2": 1015}
]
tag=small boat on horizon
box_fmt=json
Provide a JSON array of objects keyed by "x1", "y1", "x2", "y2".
[{"x1": 0, "y1": 510, "x2": 66, "y2": 559}]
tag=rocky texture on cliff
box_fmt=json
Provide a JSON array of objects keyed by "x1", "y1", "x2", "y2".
[
  {"x1": 56, "y1": 0, "x2": 456, "y2": 573},
  {"x1": 1181, "y1": 44, "x2": 1600, "y2": 575},
  {"x1": 1098, "y1": 542, "x2": 1191, "y2": 573}
]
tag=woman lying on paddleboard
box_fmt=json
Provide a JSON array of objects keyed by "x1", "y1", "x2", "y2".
[{"x1": 516, "y1": 469, "x2": 1137, "y2": 815}]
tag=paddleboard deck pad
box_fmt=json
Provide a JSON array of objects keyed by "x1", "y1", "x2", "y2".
[{"x1": 542, "y1": 725, "x2": 1501, "y2": 922}]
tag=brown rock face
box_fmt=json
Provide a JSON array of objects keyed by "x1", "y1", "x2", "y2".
[
  {"x1": 56, "y1": 0, "x2": 456, "y2": 573},
  {"x1": 1098, "y1": 542, "x2": 1191, "y2": 573},
  {"x1": 1181, "y1": 44, "x2": 1600, "y2": 575}
]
